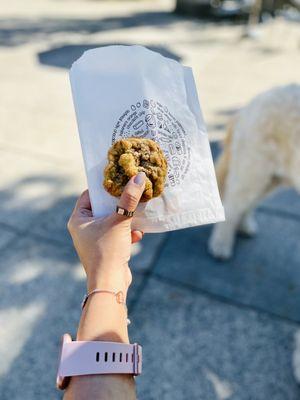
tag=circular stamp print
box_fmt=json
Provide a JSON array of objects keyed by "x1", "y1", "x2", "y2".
[{"x1": 112, "y1": 100, "x2": 191, "y2": 188}]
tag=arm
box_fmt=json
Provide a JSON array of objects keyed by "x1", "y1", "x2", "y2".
[
  {"x1": 63, "y1": 295, "x2": 135, "y2": 400},
  {"x1": 63, "y1": 172, "x2": 146, "y2": 400}
]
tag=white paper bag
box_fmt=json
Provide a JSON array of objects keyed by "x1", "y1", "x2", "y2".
[{"x1": 70, "y1": 45, "x2": 224, "y2": 232}]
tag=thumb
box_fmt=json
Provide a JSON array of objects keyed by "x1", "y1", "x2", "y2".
[{"x1": 118, "y1": 172, "x2": 146, "y2": 214}]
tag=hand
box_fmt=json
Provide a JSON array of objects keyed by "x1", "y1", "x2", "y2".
[{"x1": 67, "y1": 172, "x2": 146, "y2": 294}]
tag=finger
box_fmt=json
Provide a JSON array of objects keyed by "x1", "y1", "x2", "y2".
[
  {"x1": 74, "y1": 190, "x2": 93, "y2": 216},
  {"x1": 131, "y1": 230, "x2": 144, "y2": 244},
  {"x1": 117, "y1": 172, "x2": 146, "y2": 215}
]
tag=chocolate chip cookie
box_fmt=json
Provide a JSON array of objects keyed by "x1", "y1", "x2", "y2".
[{"x1": 103, "y1": 138, "x2": 168, "y2": 202}]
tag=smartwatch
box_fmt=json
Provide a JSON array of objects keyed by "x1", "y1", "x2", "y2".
[{"x1": 56, "y1": 333, "x2": 142, "y2": 390}]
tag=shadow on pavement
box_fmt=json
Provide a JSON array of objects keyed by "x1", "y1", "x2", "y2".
[
  {"x1": 0, "y1": 173, "x2": 158, "y2": 398},
  {"x1": 0, "y1": 11, "x2": 182, "y2": 47},
  {"x1": 37, "y1": 43, "x2": 182, "y2": 69},
  {"x1": 0, "y1": 9, "x2": 244, "y2": 47},
  {"x1": 0, "y1": 175, "x2": 80, "y2": 398}
]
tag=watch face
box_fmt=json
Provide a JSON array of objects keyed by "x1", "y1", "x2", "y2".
[{"x1": 56, "y1": 333, "x2": 72, "y2": 390}]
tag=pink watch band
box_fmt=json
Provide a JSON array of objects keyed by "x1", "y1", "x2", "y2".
[{"x1": 57, "y1": 334, "x2": 142, "y2": 390}]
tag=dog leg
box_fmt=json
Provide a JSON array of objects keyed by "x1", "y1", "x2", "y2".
[
  {"x1": 208, "y1": 211, "x2": 240, "y2": 260},
  {"x1": 238, "y1": 211, "x2": 258, "y2": 237},
  {"x1": 209, "y1": 156, "x2": 273, "y2": 260},
  {"x1": 238, "y1": 177, "x2": 282, "y2": 237}
]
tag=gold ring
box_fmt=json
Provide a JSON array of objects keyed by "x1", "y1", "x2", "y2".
[{"x1": 116, "y1": 205, "x2": 134, "y2": 217}]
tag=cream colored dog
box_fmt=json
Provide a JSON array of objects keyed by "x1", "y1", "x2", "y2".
[{"x1": 209, "y1": 83, "x2": 300, "y2": 259}]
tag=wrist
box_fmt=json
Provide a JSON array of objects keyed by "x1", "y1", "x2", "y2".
[
  {"x1": 78, "y1": 292, "x2": 130, "y2": 343},
  {"x1": 86, "y1": 271, "x2": 129, "y2": 295}
]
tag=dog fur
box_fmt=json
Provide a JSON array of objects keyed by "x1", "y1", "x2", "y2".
[{"x1": 209, "y1": 83, "x2": 300, "y2": 260}]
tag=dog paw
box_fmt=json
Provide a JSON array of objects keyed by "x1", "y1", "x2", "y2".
[
  {"x1": 238, "y1": 215, "x2": 258, "y2": 237},
  {"x1": 208, "y1": 234, "x2": 233, "y2": 260}
]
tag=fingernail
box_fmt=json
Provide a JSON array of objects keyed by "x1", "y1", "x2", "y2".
[{"x1": 134, "y1": 172, "x2": 146, "y2": 186}]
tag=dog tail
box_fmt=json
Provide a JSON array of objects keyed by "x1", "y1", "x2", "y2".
[{"x1": 215, "y1": 120, "x2": 234, "y2": 196}]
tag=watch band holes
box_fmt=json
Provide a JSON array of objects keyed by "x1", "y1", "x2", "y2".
[{"x1": 95, "y1": 350, "x2": 133, "y2": 364}]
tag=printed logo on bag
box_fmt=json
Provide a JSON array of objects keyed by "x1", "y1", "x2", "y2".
[{"x1": 112, "y1": 99, "x2": 191, "y2": 187}]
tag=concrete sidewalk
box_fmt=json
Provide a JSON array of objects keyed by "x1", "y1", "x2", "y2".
[{"x1": 1, "y1": 1, "x2": 300, "y2": 399}]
